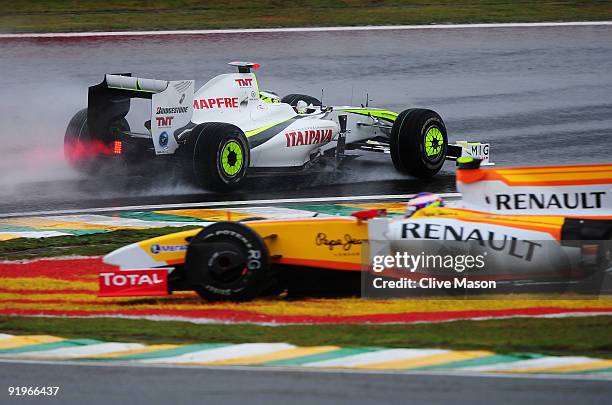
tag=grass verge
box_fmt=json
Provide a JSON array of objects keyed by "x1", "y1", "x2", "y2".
[
  {"x1": 0, "y1": 1, "x2": 611, "y2": 33},
  {"x1": 1, "y1": 315, "x2": 611, "y2": 358},
  {"x1": 0, "y1": 226, "x2": 197, "y2": 260}
]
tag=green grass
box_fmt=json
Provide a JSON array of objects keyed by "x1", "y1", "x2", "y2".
[
  {"x1": 0, "y1": 1, "x2": 610, "y2": 33},
  {"x1": 2, "y1": 316, "x2": 611, "y2": 358},
  {"x1": 0, "y1": 226, "x2": 197, "y2": 260}
]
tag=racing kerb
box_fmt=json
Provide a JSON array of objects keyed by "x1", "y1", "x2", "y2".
[
  {"x1": 0, "y1": 332, "x2": 611, "y2": 377},
  {"x1": 0, "y1": 194, "x2": 461, "y2": 239}
]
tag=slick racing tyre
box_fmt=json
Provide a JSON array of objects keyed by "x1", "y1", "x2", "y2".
[
  {"x1": 185, "y1": 222, "x2": 270, "y2": 301},
  {"x1": 281, "y1": 94, "x2": 322, "y2": 107},
  {"x1": 390, "y1": 109, "x2": 448, "y2": 178},
  {"x1": 188, "y1": 122, "x2": 249, "y2": 191},
  {"x1": 64, "y1": 108, "x2": 130, "y2": 175},
  {"x1": 64, "y1": 109, "x2": 91, "y2": 172}
]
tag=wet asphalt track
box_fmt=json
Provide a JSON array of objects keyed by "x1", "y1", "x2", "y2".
[
  {"x1": 1, "y1": 361, "x2": 611, "y2": 405},
  {"x1": 0, "y1": 25, "x2": 611, "y2": 212}
]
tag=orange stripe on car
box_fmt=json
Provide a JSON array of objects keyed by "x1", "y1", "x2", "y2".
[{"x1": 457, "y1": 164, "x2": 612, "y2": 186}]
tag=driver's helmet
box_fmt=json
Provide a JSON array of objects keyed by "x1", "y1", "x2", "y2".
[
  {"x1": 296, "y1": 99, "x2": 309, "y2": 114},
  {"x1": 406, "y1": 192, "x2": 444, "y2": 216}
]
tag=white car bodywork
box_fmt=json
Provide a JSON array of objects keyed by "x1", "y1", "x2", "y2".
[{"x1": 104, "y1": 62, "x2": 491, "y2": 170}]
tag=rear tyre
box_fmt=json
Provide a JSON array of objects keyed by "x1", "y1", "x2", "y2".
[
  {"x1": 390, "y1": 109, "x2": 447, "y2": 178},
  {"x1": 64, "y1": 108, "x2": 130, "y2": 174},
  {"x1": 185, "y1": 222, "x2": 270, "y2": 301},
  {"x1": 64, "y1": 108, "x2": 96, "y2": 174},
  {"x1": 187, "y1": 122, "x2": 249, "y2": 191},
  {"x1": 281, "y1": 94, "x2": 322, "y2": 107}
]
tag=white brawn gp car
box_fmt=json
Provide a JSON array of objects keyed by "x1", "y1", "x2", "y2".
[{"x1": 65, "y1": 62, "x2": 491, "y2": 191}]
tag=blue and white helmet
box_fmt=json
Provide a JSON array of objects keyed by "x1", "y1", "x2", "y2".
[{"x1": 406, "y1": 192, "x2": 444, "y2": 216}]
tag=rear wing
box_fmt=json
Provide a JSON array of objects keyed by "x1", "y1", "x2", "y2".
[
  {"x1": 88, "y1": 74, "x2": 194, "y2": 154},
  {"x1": 456, "y1": 161, "x2": 612, "y2": 218}
]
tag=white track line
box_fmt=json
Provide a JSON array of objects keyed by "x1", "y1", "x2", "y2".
[
  {"x1": 4, "y1": 311, "x2": 608, "y2": 326},
  {"x1": 8, "y1": 311, "x2": 612, "y2": 326},
  {"x1": 1, "y1": 21, "x2": 611, "y2": 39},
  {"x1": 0, "y1": 193, "x2": 461, "y2": 218}
]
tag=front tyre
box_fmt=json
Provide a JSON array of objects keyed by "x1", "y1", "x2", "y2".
[
  {"x1": 390, "y1": 109, "x2": 447, "y2": 178},
  {"x1": 188, "y1": 122, "x2": 249, "y2": 191},
  {"x1": 185, "y1": 222, "x2": 270, "y2": 301}
]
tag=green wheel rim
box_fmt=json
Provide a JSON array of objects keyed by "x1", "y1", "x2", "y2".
[
  {"x1": 220, "y1": 140, "x2": 244, "y2": 176},
  {"x1": 424, "y1": 126, "x2": 444, "y2": 158}
]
